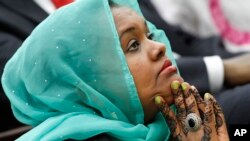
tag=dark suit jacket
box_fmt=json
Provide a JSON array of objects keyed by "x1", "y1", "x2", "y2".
[
  {"x1": 0, "y1": 0, "x2": 48, "y2": 131},
  {"x1": 138, "y1": 1, "x2": 241, "y2": 94}
]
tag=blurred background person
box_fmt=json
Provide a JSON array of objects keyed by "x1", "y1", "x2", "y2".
[{"x1": 150, "y1": 0, "x2": 250, "y2": 53}]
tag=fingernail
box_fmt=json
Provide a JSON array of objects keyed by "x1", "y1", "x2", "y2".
[
  {"x1": 171, "y1": 80, "x2": 180, "y2": 90},
  {"x1": 204, "y1": 93, "x2": 213, "y2": 101},
  {"x1": 154, "y1": 96, "x2": 162, "y2": 105},
  {"x1": 190, "y1": 85, "x2": 196, "y2": 90},
  {"x1": 181, "y1": 82, "x2": 188, "y2": 91}
]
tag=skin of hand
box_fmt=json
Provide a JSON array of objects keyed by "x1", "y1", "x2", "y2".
[
  {"x1": 155, "y1": 81, "x2": 229, "y2": 141},
  {"x1": 223, "y1": 53, "x2": 250, "y2": 86}
]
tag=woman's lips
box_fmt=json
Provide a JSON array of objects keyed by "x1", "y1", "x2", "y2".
[{"x1": 159, "y1": 59, "x2": 177, "y2": 76}]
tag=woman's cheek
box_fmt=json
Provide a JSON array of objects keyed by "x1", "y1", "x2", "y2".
[{"x1": 128, "y1": 60, "x2": 143, "y2": 79}]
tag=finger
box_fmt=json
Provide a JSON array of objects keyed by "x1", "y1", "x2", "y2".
[
  {"x1": 181, "y1": 82, "x2": 200, "y2": 116},
  {"x1": 190, "y1": 85, "x2": 206, "y2": 113},
  {"x1": 171, "y1": 81, "x2": 186, "y2": 121},
  {"x1": 211, "y1": 95, "x2": 229, "y2": 139},
  {"x1": 171, "y1": 81, "x2": 188, "y2": 135},
  {"x1": 155, "y1": 96, "x2": 182, "y2": 138},
  {"x1": 202, "y1": 93, "x2": 217, "y2": 141}
]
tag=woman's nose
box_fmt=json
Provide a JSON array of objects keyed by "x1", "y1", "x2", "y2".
[{"x1": 148, "y1": 41, "x2": 166, "y2": 61}]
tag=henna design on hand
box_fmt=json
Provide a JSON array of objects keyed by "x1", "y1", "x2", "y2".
[
  {"x1": 183, "y1": 88, "x2": 192, "y2": 98},
  {"x1": 173, "y1": 87, "x2": 182, "y2": 98},
  {"x1": 177, "y1": 112, "x2": 189, "y2": 136},
  {"x1": 181, "y1": 122, "x2": 189, "y2": 136},
  {"x1": 174, "y1": 87, "x2": 189, "y2": 135},
  {"x1": 176, "y1": 110, "x2": 189, "y2": 135},
  {"x1": 191, "y1": 86, "x2": 204, "y2": 105},
  {"x1": 157, "y1": 97, "x2": 183, "y2": 140},
  {"x1": 204, "y1": 109, "x2": 213, "y2": 123},
  {"x1": 186, "y1": 101, "x2": 195, "y2": 114},
  {"x1": 202, "y1": 125, "x2": 212, "y2": 141},
  {"x1": 159, "y1": 102, "x2": 179, "y2": 136},
  {"x1": 213, "y1": 99, "x2": 223, "y2": 130},
  {"x1": 215, "y1": 114, "x2": 223, "y2": 130},
  {"x1": 202, "y1": 100, "x2": 213, "y2": 141}
]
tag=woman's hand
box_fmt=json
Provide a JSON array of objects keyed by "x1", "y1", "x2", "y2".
[{"x1": 155, "y1": 81, "x2": 229, "y2": 141}]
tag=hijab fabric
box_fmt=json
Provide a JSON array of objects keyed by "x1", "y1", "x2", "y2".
[{"x1": 2, "y1": 0, "x2": 177, "y2": 140}]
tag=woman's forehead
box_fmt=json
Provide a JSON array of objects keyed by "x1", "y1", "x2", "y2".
[
  {"x1": 112, "y1": 6, "x2": 146, "y2": 33},
  {"x1": 112, "y1": 6, "x2": 144, "y2": 22}
]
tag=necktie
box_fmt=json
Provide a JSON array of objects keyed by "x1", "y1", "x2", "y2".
[{"x1": 51, "y1": 0, "x2": 74, "y2": 9}]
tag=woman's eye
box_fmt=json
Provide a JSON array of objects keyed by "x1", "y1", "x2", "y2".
[
  {"x1": 127, "y1": 40, "x2": 140, "y2": 52},
  {"x1": 147, "y1": 33, "x2": 154, "y2": 40}
]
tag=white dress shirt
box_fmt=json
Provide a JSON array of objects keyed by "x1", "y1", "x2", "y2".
[{"x1": 34, "y1": 0, "x2": 56, "y2": 14}]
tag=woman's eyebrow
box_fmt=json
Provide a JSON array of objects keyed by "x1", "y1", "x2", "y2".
[
  {"x1": 119, "y1": 27, "x2": 135, "y2": 39},
  {"x1": 119, "y1": 20, "x2": 147, "y2": 39}
]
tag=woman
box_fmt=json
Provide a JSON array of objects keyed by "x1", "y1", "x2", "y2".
[{"x1": 1, "y1": 0, "x2": 228, "y2": 140}]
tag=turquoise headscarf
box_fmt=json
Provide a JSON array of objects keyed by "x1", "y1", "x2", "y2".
[{"x1": 2, "y1": 0, "x2": 177, "y2": 140}]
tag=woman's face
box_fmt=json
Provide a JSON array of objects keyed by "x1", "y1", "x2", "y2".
[{"x1": 112, "y1": 7, "x2": 183, "y2": 123}]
